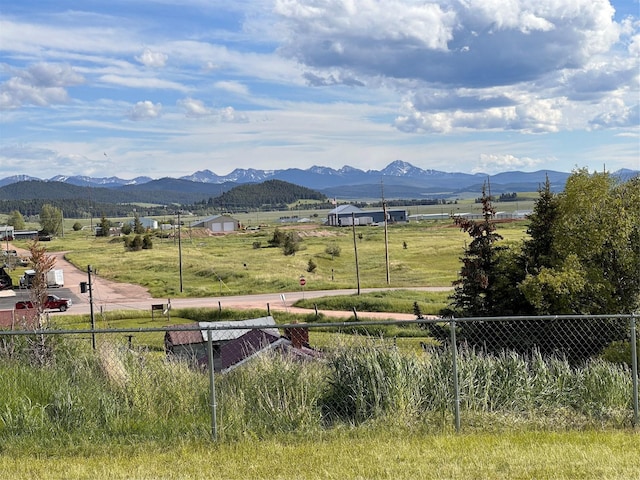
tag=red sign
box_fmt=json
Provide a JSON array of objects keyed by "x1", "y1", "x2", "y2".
[{"x1": 299, "y1": 277, "x2": 306, "y2": 286}]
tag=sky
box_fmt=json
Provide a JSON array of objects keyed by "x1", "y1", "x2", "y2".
[{"x1": 1, "y1": 0, "x2": 639, "y2": 180}]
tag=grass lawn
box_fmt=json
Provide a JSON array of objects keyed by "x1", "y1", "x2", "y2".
[{"x1": 1, "y1": 429, "x2": 638, "y2": 479}]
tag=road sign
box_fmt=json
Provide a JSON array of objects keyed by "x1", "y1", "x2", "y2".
[{"x1": 299, "y1": 277, "x2": 306, "y2": 286}]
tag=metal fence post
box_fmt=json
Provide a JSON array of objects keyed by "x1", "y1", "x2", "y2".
[
  {"x1": 631, "y1": 314, "x2": 638, "y2": 428},
  {"x1": 207, "y1": 329, "x2": 218, "y2": 441},
  {"x1": 450, "y1": 318, "x2": 461, "y2": 433}
]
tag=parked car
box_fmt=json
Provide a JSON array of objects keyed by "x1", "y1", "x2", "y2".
[{"x1": 15, "y1": 294, "x2": 72, "y2": 312}]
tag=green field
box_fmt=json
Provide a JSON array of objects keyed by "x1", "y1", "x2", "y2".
[{"x1": 7, "y1": 214, "x2": 529, "y2": 299}]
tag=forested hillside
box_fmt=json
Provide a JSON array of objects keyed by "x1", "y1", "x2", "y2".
[
  {"x1": 0, "y1": 179, "x2": 328, "y2": 217},
  {"x1": 198, "y1": 180, "x2": 328, "y2": 210}
]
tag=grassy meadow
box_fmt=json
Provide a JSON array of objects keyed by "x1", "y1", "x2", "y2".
[{"x1": 6, "y1": 206, "x2": 530, "y2": 299}]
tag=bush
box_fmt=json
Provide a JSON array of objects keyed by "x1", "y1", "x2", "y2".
[
  {"x1": 282, "y1": 232, "x2": 301, "y2": 256},
  {"x1": 307, "y1": 259, "x2": 317, "y2": 273},
  {"x1": 325, "y1": 244, "x2": 341, "y2": 258},
  {"x1": 72, "y1": 222, "x2": 82, "y2": 231},
  {"x1": 601, "y1": 340, "x2": 639, "y2": 367},
  {"x1": 268, "y1": 228, "x2": 286, "y2": 247},
  {"x1": 124, "y1": 235, "x2": 143, "y2": 251}
]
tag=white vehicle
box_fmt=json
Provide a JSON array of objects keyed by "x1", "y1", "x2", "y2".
[{"x1": 19, "y1": 269, "x2": 64, "y2": 288}]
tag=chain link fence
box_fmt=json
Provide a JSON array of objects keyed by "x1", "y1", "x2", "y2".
[{"x1": 1, "y1": 314, "x2": 638, "y2": 441}]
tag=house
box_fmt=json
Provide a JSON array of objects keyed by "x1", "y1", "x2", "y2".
[
  {"x1": 327, "y1": 205, "x2": 408, "y2": 226},
  {"x1": 192, "y1": 215, "x2": 239, "y2": 233},
  {"x1": 0, "y1": 226, "x2": 14, "y2": 241},
  {"x1": 164, "y1": 316, "x2": 318, "y2": 372}
]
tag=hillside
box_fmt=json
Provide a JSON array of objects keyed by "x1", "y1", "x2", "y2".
[
  {"x1": 0, "y1": 179, "x2": 326, "y2": 217},
  {"x1": 205, "y1": 179, "x2": 327, "y2": 210}
]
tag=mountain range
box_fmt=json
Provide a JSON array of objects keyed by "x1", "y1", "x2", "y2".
[{"x1": 1, "y1": 161, "x2": 637, "y2": 203}]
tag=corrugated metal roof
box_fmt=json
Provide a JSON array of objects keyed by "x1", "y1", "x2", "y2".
[
  {"x1": 328, "y1": 205, "x2": 363, "y2": 214},
  {"x1": 165, "y1": 328, "x2": 203, "y2": 346},
  {"x1": 198, "y1": 316, "x2": 278, "y2": 342}
]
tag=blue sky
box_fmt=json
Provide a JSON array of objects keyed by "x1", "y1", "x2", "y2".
[{"x1": 1, "y1": 0, "x2": 638, "y2": 180}]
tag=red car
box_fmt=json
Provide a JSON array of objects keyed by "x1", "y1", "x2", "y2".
[{"x1": 15, "y1": 294, "x2": 72, "y2": 312}]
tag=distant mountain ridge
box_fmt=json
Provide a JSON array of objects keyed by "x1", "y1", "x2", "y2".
[{"x1": 1, "y1": 161, "x2": 637, "y2": 202}]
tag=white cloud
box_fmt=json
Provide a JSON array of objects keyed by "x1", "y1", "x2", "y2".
[
  {"x1": 177, "y1": 97, "x2": 212, "y2": 117},
  {"x1": 99, "y1": 74, "x2": 187, "y2": 91},
  {"x1": 136, "y1": 48, "x2": 168, "y2": 68},
  {"x1": 0, "y1": 63, "x2": 84, "y2": 109},
  {"x1": 214, "y1": 81, "x2": 249, "y2": 95},
  {"x1": 275, "y1": 0, "x2": 620, "y2": 87},
  {"x1": 475, "y1": 154, "x2": 543, "y2": 173},
  {"x1": 218, "y1": 106, "x2": 249, "y2": 123},
  {"x1": 128, "y1": 101, "x2": 162, "y2": 121}
]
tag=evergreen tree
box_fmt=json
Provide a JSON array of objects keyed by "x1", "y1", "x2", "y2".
[
  {"x1": 446, "y1": 184, "x2": 503, "y2": 317},
  {"x1": 521, "y1": 175, "x2": 559, "y2": 272},
  {"x1": 142, "y1": 234, "x2": 153, "y2": 250},
  {"x1": 133, "y1": 214, "x2": 145, "y2": 234},
  {"x1": 97, "y1": 215, "x2": 111, "y2": 237}
]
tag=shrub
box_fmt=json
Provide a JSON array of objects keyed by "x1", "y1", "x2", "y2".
[
  {"x1": 282, "y1": 232, "x2": 301, "y2": 256},
  {"x1": 268, "y1": 228, "x2": 286, "y2": 247},
  {"x1": 124, "y1": 235, "x2": 143, "y2": 251},
  {"x1": 325, "y1": 244, "x2": 341, "y2": 258},
  {"x1": 307, "y1": 259, "x2": 317, "y2": 273},
  {"x1": 601, "y1": 340, "x2": 639, "y2": 367}
]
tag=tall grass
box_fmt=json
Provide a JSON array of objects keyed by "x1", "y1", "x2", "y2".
[
  {"x1": 294, "y1": 289, "x2": 451, "y2": 316},
  {"x1": 0, "y1": 333, "x2": 634, "y2": 445},
  {"x1": 218, "y1": 351, "x2": 326, "y2": 439}
]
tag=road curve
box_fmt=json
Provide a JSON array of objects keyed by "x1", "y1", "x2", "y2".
[{"x1": 7, "y1": 243, "x2": 450, "y2": 320}]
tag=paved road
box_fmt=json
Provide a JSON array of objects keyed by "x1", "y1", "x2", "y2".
[{"x1": 1, "y1": 244, "x2": 450, "y2": 320}]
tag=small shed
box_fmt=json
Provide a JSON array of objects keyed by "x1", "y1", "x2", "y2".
[
  {"x1": 164, "y1": 317, "x2": 317, "y2": 372},
  {"x1": 192, "y1": 215, "x2": 239, "y2": 233}
]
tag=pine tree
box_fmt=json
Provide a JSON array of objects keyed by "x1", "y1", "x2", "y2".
[
  {"x1": 447, "y1": 184, "x2": 503, "y2": 317},
  {"x1": 521, "y1": 175, "x2": 559, "y2": 272}
]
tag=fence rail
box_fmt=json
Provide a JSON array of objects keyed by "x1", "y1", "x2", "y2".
[{"x1": 1, "y1": 314, "x2": 638, "y2": 441}]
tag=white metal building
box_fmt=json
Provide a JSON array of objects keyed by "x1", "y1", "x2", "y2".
[{"x1": 192, "y1": 214, "x2": 239, "y2": 233}]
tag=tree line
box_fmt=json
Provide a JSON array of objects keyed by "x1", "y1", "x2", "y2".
[{"x1": 442, "y1": 169, "x2": 640, "y2": 363}]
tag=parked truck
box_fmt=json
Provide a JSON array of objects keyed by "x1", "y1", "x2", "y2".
[{"x1": 19, "y1": 269, "x2": 64, "y2": 288}]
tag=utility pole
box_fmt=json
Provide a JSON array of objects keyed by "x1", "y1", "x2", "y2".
[
  {"x1": 351, "y1": 212, "x2": 360, "y2": 295},
  {"x1": 178, "y1": 211, "x2": 183, "y2": 293},
  {"x1": 87, "y1": 265, "x2": 96, "y2": 350},
  {"x1": 382, "y1": 180, "x2": 390, "y2": 285}
]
